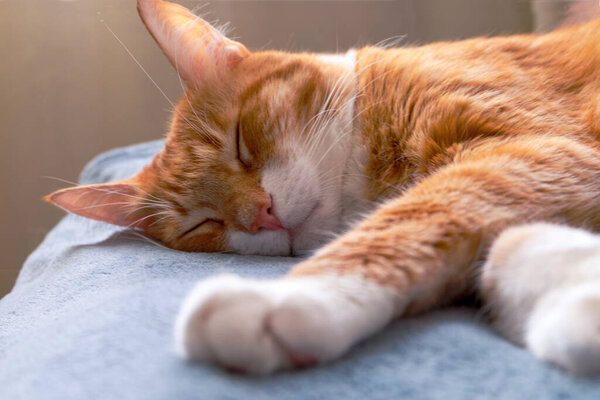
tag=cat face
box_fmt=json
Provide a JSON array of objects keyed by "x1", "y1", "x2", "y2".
[{"x1": 46, "y1": 0, "x2": 358, "y2": 256}]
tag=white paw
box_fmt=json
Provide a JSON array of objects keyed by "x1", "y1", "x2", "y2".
[
  {"x1": 526, "y1": 282, "x2": 600, "y2": 377},
  {"x1": 174, "y1": 274, "x2": 397, "y2": 374}
]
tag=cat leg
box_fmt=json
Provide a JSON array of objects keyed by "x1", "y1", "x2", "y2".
[
  {"x1": 177, "y1": 136, "x2": 600, "y2": 374},
  {"x1": 481, "y1": 223, "x2": 600, "y2": 376}
]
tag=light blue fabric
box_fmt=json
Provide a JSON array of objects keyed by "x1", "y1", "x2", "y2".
[{"x1": 1, "y1": 140, "x2": 599, "y2": 400}]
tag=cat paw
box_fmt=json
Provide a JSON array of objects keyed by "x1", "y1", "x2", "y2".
[
  {"x1": 526, "y1": 282, "x2": 600, "y2": 377},
  {"x1": 174, "y1": 273, "x2": 396, "y2": 374}
]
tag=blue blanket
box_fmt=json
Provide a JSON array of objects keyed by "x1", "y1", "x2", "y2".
[{"x1": 1, "y1": 141, "x2": 598, "y2": 400}]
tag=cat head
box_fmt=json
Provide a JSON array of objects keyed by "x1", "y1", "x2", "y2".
[{"x1": 46, "y1": 0, "x2": 359, "y2": 256}]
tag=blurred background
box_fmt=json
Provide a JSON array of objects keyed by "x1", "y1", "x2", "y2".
[{"x1": 0, "y1": 0, "x2": 597, "y2": 297}]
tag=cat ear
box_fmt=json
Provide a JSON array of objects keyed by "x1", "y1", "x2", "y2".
[
  {"x1": 45, "y1": 181, "x2": 156, "y2": 230},
  {"x1": 137, "y1": 0, "x2": 250, "y2": 85}
]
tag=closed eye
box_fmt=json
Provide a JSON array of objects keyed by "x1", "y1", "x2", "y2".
[
  {"x1": 236, "y1": 119, "x2": 251, "y2": 168},
  {"x1": 179, "y1": 218, "x2": 223, "y2": 238}
]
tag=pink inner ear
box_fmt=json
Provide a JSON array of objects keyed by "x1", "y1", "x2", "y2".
[
  {"x1": 45, "y1": 183, "x2": 155, "y2": 230},
  {"x1": 137, "y1": 0, "x2": 250, "y2": 84}
]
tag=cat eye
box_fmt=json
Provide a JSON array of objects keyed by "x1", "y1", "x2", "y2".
[
  {"x1": 179, "y1": 218, "x2": 224, "y2": 238},
  {"x1": 235, "y1": 120, "x2": 251, "y2": 168}
]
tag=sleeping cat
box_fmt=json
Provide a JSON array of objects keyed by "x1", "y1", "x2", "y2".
[{"x1": 46, "y1": 0, "x2": 600, "y2": 375}]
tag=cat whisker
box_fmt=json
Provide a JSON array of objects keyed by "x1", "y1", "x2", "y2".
[
  {"x1": 373, "y1": 34, "x2": 407, "y2": 49},
  {"x1": 102, "y1": 22, "x2": 176, "y2": 113},
  {"x1": 308, "y1": 67, "x2": 394, "y2": 165},
  {"x1": 44, "y1": 178, "x2": 174, "y2": 212},
  {"x1": 174, "y1": 17, "x2": 223, "y2": 147},
  {"x1": 43, "y1": 175, "x2": 87, "y2": 187},
  {"x1": 126, "y1": 210, "x2": 173, "y2": 230},
  {"x1": 102, "y1": 20, "x2": 213, "y2": 144},
  {"x1": 190, "y1": 3, "x2": 212, "y2": 21},
  {"x1": 43, "y1": 176, "x2": 174, "y2": 208},
  {"x1": 68, "y1": 202, "x2": 163, "y2": 212},
  {"x1": 313, "y1": 98, "x2": 388, "y2": 169},
  {"x1": 149, "y1": 213, "x2": 173, "y2": 227},
  {"x1": 123, "y1": 230, "x2": 171, "y2": 250},
  {"x1": 304, "y1": 89, "x2": 353, "y2": 160},
  {"x1": 303, "y1": 69, "x2": 356, "y2": 155},
  {"x1": 304, "y1": 57, "x2": 392, "y2": 162},
  {"x1": 301, "y1": 65, "x2": 354, "y2": 141},
  {"x1": 320, "y1": 172, "x2": 405, "y2": 196}
]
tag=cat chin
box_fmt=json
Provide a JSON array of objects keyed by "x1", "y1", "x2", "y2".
[
  {"x1": 227, "y1": 230, "x2": 292, "y2": 256},
  {"x1": 225, "y1": 218, "x2": 334, "y2": 257}
]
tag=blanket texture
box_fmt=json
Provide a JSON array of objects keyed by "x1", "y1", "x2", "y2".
[{"x1": 1, "y1": 140, "x2": 599, "y2": 400}]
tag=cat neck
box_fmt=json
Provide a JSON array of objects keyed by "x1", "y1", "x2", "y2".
[{"x1": 315, "y1": 51, "x2": 375, "y2": 227}]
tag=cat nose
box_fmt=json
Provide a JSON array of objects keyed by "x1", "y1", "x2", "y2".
[{"x1": 250, "y1": 200, "x2": 284, "y2": 233}]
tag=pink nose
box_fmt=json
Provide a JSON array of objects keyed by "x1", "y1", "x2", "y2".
[{"x1": 250, "y1": 200, "x2": 284, "y2": 233}]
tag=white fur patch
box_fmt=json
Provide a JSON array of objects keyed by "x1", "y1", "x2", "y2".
[
  {"x1": 482, "y1": 223, "x2": 600, "y2": 376},
  {"x1": 317, "y1": 50, "x2": 357, "y2": 71},
  {"x1": 227, "y1": 230, "x2": 290, "y2": 256},
  {"x1": 318, "y1": 50, "x2": 370, "y2": 222},
  {"x1": 341, "y1": 136, "x2": 370, "y2": 222},
  {"x1": 526, "y1": 282, "x2": 600, "y2": 376},
  {"x1": 261, "y1": 157, "x2": 320, "y2": 230},
  {"x1": 175, "y1": 273, "x2": 398, "y2": 374}
]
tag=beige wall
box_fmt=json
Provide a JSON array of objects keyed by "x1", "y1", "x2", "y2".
[{"x1": 0, "y1": 0, "x2": 582, "y2": 297}]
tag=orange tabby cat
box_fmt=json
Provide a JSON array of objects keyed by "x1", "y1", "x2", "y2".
[{"x1": 46, "y1": 0, "x2": 600, "y2": 374}]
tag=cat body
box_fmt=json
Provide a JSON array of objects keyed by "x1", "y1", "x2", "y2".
[{"x1": 47, "y1": 0, "x2": 600, "y2": 375}]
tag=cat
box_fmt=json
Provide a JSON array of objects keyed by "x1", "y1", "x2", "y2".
[{"x1": 45, "y1": 0, "x2": 600, "y2": 375}]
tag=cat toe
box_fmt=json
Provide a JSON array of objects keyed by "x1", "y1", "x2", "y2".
[
  {"x1": 268, "y1": 293, "x2": 351, "y2": 363},
  {"x1": 174, "y1": 275, "x2": 289, "y2": 374}
]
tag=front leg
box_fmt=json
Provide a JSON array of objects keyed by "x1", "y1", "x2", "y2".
[{"x1": 176, "y1": 136, "x2": 600, "y2": 374}]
